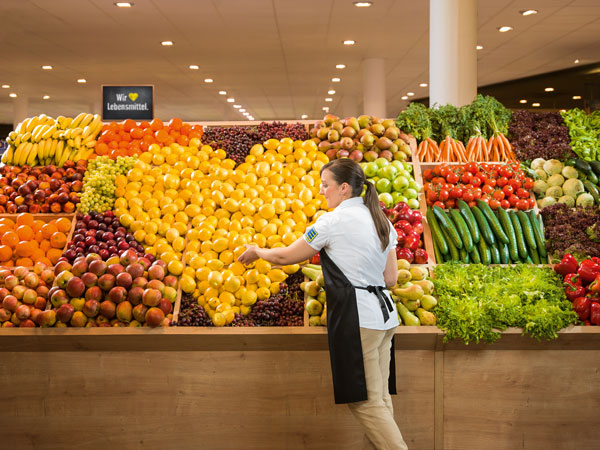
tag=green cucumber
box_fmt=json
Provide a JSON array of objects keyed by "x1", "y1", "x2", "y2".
[
  {"x1": 497, "y1": 208, "x2": 519, "y2": 262},
  {"x1": 456, "y1": 199, "x2": 480, "y2": 244},
  {"x1": 476, "y1": 200, "x2": 509, "y2": 244},
  {"x1": 471, "y1": 206, "x2": 495, "y2": 246},
  {"x1": 426, "y1": 208, "x2": 449, "y2": 255},
  {"x1": 509, "y1": 211, "x2": 528, "y2": 260},
  {"x1": 574, "y1": 159, "x2": 593, "y2": 175},
  {"x1": 478, "y1": 235, "x2": 492, "y2": 265},
  {"x1": 530, "y1": 246, "x2": 540, "y2": 264},
  {"x1": 432, "y1": 233, "x2": 444, "y2": 264},
  {"x1": 459, "y1": 247, "x2": 470, "y2": 264},
  {"x1": 449, "y1": 209, "x2": 473, "y2": 253},
  {"x1": 516, "y1": 211, "x2": 537, "y2": 250},
  {"x1": 469, "y1": 245, "x2": 481, "y2": 264},
  {"x1": 583, "y1": 180, "x2": 600, "y2": 205},
  {"x1": 526, "y1": 255, "x2": 534, "y2": 264},
  {"x1": 432, "y1": 206, "x2": 462, "y2": 249},
  {"x1": 589, "y1": 160, "x2": 600, "y2": 177},
  {"x1": 439, "y1": 224, "x2": 460, "y2": 262},
  {"x1": 490, "y1": 244, "x2": 501, "y2": 264},
  {"x1": 587, "y1": 171, "x2": 599, "y2": 185},
  {"x1": 526, "y1": 211, "x2": 547, "y2": 258},
  {"x1": 498, "y1": 242, "x2": 510, "y2": 264}
]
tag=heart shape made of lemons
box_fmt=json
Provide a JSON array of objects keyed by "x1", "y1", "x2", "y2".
[{"x1": 128, "y1": 92, "x2": 139, "y2": 102}]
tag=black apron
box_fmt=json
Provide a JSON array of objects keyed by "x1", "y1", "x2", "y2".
[{"x1": 319, "y1": 249, "x2": 397, "y2": 404}]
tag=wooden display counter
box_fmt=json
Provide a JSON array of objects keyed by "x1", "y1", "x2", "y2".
[{"x1": 1, "y1": 326, "x2": 600, "y2": 450}]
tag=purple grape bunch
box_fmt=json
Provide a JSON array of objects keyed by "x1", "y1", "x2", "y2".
[{"x1": 172, "y1": 293, "x2": 213, "y2": 327}]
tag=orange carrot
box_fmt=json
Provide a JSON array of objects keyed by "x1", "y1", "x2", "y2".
[{"x1": 458, "y1": 141, "x2": 468, "y2": 162}]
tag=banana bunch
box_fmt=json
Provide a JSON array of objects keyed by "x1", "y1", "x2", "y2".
[{"x1": 2, "y1": 112, "x2": 103, "y2": 167}]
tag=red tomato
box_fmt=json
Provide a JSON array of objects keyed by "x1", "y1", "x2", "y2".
[
  {"x1": 508, "y1": 179, "x2": 522, "y2": 191},
  {"x1": 508, "y1": 194, "x2": 519, "y2": 207},
  {"x1": 465, "y1": 162, "x2": 478, "y2": 174},
  {"x1": 468, "y1": 201, "x2": 477, "y2": 208},
  {"x1": 445, "y1": 199, "x2": 456, "y2": 209},
  {"x1": 462, "y1": 191, "x2": 475, "y2": 202},
  {"x1": 449, "y1": 187, "x2": 464, "y2": 199},
  {"x1": 438, "y1": 189, "x2": 449, "y2": 202},
  {"x1": 516, "y1": 199, "x2": 529, "y2": 211},
  {"x1": 472, "y1": 188, "x2": 482, "y2": 199},
  {"x1": 527, "y1": 198, "x2": 536, "y2": 209},
  {"x1": 500, "y1": 199, "x2": 510, "y2": 209},
  {"x1": 445, "y1": 172, "x2": 459, "y2": 185},
  {"x1": 489, "y1": 199, "x2": 501, "y2": 210},
  {"x1": 423, "y1": 169, "x2": 434, "y2": 181},
  {"x1": 523, "y1": 177, "x2": 534, "y2": 190},
  {"x1": 482, "y1": 184, "x2": 494, "y2": 195},
  {"x1": 499, "y1": 166, "x2": 513, "y2": 178},
  {"x1": 484, "y1": 178, "x2": 497, "y2": 188},
  {"x1": 516, "y1": 188, "x2": 530, "y2": 199},
  {"x1": 479, "y1": 196, "x2": 490, "y2": 204},
  {"x1": 433, "y1": 201, "x2": 445, "y2": 209},
  {"x1": 492, "y1": 189, "x2": 505, "y2": 200},
  {"x1": 502, "y1": 185, "x2": 514, "y2": 197},
  {"x1": 496, "y1": 177, "x2": 509, "y2": 188},
  {"x1": 471, "y1": 176, "x2": 482, "y2": 187},
  {"x1": 433, "y1": 165, "x2": 443, "y2": 176},
  {"x1": 427, "y1": 190, "x2": 439, "y2": 202},
  {"x1": 460, "y1": 172, "x2": 473, "y2": 184}
]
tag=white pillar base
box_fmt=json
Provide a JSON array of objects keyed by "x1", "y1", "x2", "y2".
[{"x1": 362, "y1": 58, "x2": 386, "y2": 118}]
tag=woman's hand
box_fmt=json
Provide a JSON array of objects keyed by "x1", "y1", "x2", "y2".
[{"x1": 237, "y1": 244, "x2": 260, "y2": 265}]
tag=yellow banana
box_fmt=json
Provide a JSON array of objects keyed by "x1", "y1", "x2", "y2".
[
  {"x1": 26, "y1": 117, "x2": 39, "y2": 133},
  {"x1": 55, "y1": 140, "x2": 65, "y2": 163},
  {"x1": 32, "y1": 124, "x2": 49, "y2": 142},
  {"x1": 26, "y1": 143, "x2": 38, "y2": 166},
  {"x1": 2, "y1": 145, "x2": 14, "y2": 164},
  {"x1": 61, "y1": 117, "x2": 74, "y2": 129},
  {"x1": 8, "y1": 131, "x2": 17, "y2": 140},
  {"x1": 85, "y1": 139, "x2": 97, "y2": 148},
  {"x1": 52, "y1": 129, "x2": 62, "y2": 139},
  {"x1": 22, "y1": 132, "x2": 32, "y2": 142},
  {"x1": 71, "y1": 128, "x2": 83, "y2": 138},
  {"x1": 37, "y1": 113, "x2": 47, "y2": 123},
  {"x1": 82, "y1": 133, "x2": 96, "y2": 145},
  {"x1": 83, "y1": 147, "x2": 95, "y2": 159},
  {"x1": 11, "y1": 143, "x2": 26, "y2": 165},
  {"x1": 81, "y1": 125, "x2": 92, "y2": 139},
  {"x1": 56, "y1": 115, "x2": 66, "y2": 128},
  {"x1": 74, "y1": 136, "x2": 82, "y2": 148},
  {"x1": 14, "y1": 119, "x2": 26, "y2": 135},
  {"x1": 45, "y1": 117, "x2": 55, "y2": 126},
  {"x1": 48, "y1": 139, "x2": 58, "y2": 158},
  {"x1": 70, "y1": 113, "x2": 86, "y2": 129},
  {"x1": 37, "y1": 140, "x2": 46, "y2": 160},
  {"x1": 41, "y1": 125, "x2": 57, "y2": 140},
  {"x1": 13, "y1": 134, "x2": 22, "y2": 147},
  {"x1": 1, "y1": 149, "x2": 8, "y2": 164},
  {"x1": 79, "y1": 113, "x2": 94, "y2": 128},
  {"x1": 18, "y1": 142, "x2": 33, "y2": 166}
]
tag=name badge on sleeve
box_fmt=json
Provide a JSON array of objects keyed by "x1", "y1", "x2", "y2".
[{"x1": 306, "y1": 227, "x2": 318, "y2": 243}]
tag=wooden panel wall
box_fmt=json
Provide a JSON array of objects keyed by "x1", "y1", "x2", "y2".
[{"x1": 0, "y1": 350, "x2": 435, "y2": 450}]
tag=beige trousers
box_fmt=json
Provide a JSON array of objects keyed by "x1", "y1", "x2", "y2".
[{"x1": 347, "y1": 327, "x2": 409, "y2": 450}]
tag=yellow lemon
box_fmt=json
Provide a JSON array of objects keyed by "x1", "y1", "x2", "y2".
[
  {"x1": 244, "y1": 269, "x2": 259, "y2": 284},
  {"x1": 282, "y1": 264, "x2": 300, "y2": 274},
  {"x1": 167, "y1": 260, "x2": 184, "y2": 276},
  {"x1": 256, "y1": 287, "x2": 271, "y2": 300},
  {"x1": 212, "y1": 312, "x2": 226, "y2": 327},
  {"x1": 165, "y1": 228, "x2": 180, "y2": 243},
  {"x1": 241, "y1": 290, "x2": 258, "y2": 306},
  {"x1": 206, "y1": 259, "x2": 224, "y2": 271}
]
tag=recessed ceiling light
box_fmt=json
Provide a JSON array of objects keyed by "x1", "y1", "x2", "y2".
[
  {"x1": 189, "y1": 65, "x2": 199, "y2": 70},
  {"x1": 544, "y1": 87, "x2": 554, "y2": 92},
  {"x1": 233, "y1": 105, "x2": 241, "y2": 108},
  {"x1": 335, "y1": 64, "x2": 346, "y2": 69},
  {"x1": 353, "y1": 2, "x2": 372, "y2": 7},
  {"x1": 419, "y1": 83, "x2": 428, "y2": 87},
  {"x1": 328, "y1": 90, "x2": 336, "y2": 95},
  {"x1": 239, "y1": 109, "x2": 246, "y2": 112},
  {"x1": 520, "y1": 99, "x2": 527, "y2": 104},
  {"x1": 1, "y1": 85, "x2": 9, "y2": 88},
  {"x1": 248, "y1": 116, "x2": 254, "y2": 120},
  {"x1": 498, "y1": 26, "x2": 513, "y2": 32},
  {"x1": 401, "y1": 96, "x2": 408, "y2": 100},
  {"x1": 476, "y1": 45, "x2": 483, "y2": 50},
  {"x1": 332, "y1": 77, "x2": 341, "y2": 82},
  {"x1": 301, "y1": 114, "x2": 308, "y2": 119},
  {"x1": 114, "y1": 2, "x2": 133, "y2": 7},
  {"x1": 161, "y1": 41, "x2": 173, "y2": 46},
  {"x1": 204, "y1": 78, "x2": 213, "y2": 83},
  {"x1": 42, "y1": 65, "x2": 53, "y2": 70},
  {"x1": 322, "y1": 107, "x2": 329, "y2": 111},
  {"x1": 573, "y1": 95, "x2": 582, "y2": 100},
  {"x1": 43, "y1": 95, "x2": 50, "y2": 100},
  {"x1": 407, "y1": 92, "x2": 415, "y2": 96},
  {"x1": 226, "y1": 98, "x2": 235, "y2": 103},
  {"x1": 243, "y1": 112, "x2": 249, "y2": 116},
  {"x1": 343, "y1": 40, "x2": 356, "y2": 45},
  {"x1": 574, "y1": 59, "x2": 580, "y2": 64},
  {"x1": 77, "y1": 79, "x2": 86, "y2": 83},
  {"x1": 325, "y1": 98, "x2": 333, "y2": 102},
  {"x1": 520, "y1": 9, "x2": 537, "y2": 16},
  {"x1": 218, "y1": 91, "x2": 227, "y2": 95},
  {"x1": 9, "y1": 93, "x2": 17, "y2": 98},
  {"x1": 532, "y1": 102, "x2": 540, "y2": 107}
]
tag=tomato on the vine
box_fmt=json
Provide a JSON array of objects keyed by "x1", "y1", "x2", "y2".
[
  {"x1": 449, "y1": 187, "x2": 464, "y2": 199},
  {"x1": 492, "y1": 189, "x2": 505, "y2": 201},
  {"x1": 460, "y1": 172, "x2": 473, "y2": 184},
  {"x1": 427, "y1": 190, "x2": 439, "y2": 202},
  {"x1": 445, "y1": 199, "x2": 456, "y2": 209},
  {"x1": 502, "y1": 185, "x2": 514, "y2": 197},
  {"x1": 479, "y1": 196, "x2": 490, "y2": 204},
  {"x1": 482, "y1": 184, "x2": 494, "y2": 195},
  {"x1": 527, "y1": 197, "x2": 536, "y2": 209},
  {"x1": 423, "y1": 169, "x2": 434, "y2": 181},
  {"x1": 508, "y1": 194, "x2": 519, "y2": 207},
  {"x1": 523, "y1": 177, "x2": 534, "y2": 190},
  {"x1": 508, "y1": 179, "x2": 522, "y2": 191},
  {"x1": 462, "y1": 191, "x2": 475, "y2": 202},
  {"x1": 471, "y1": 187, "x2": 482, "y2": 199},
  {"x1": 496, "y1": 177, "x2": 509, "y2": 188},
  {"x1": 438, "y1": 189, "x2": 449, "y2": 202},
  {"x1": 465, "y1": 162, "x2": 478, "y2": 174},
  {"x1": 433, "y1": 201, "x2": 445, "y2": 209},
  {"x1": 500, "y1": 199, "x2": 510, "y2": 209},
  {"x1": 445, "y1": 171, "x2": 459, "y2": 184},
  {"x1": 471, "y1": 176, "x2": 482, "y2": 187},
  {"x1": 516, "y1": 188, "x2": 529, "y2": 199},
  {"x1": 516, "y1": 199, "x2": 529, "y2": 211},
  {"x1": 489, "y1": 198, "x2": 501, "y2": 210},
  {"x1": 484, "y1": 178, "x2": 497, "y2": 188}
]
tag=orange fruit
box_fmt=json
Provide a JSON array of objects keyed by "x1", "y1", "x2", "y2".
[
  {"x1": 31, "y1": 220, "x2": 45, "y2": 232},
  {"x1": 15, "y1": 241, "x2": 34, "y2": 258},
  {"x1": 39, "y1": 239, "x2": 51, "y2": 252},
  {"x1": 55, "y1": 218, "x2": 72, "y2": 233},
  {"x1": 16, "y1": 225, "x2": 34, "y2": 241},
  {"x1": 46, "y1": 248, "x2": 63, "y2": 265},
  {"x1": 2, "y1": 260, "x2": 14, "y2": 267},
  {"x1": 50, "y1": 232, "x2": 67, "y2": 249},
  {"x1": 0, "y1": 224, "x2": 11, "y2": 235},
  {"x1": 41, "y1": 223, "x2": 58, "y2": 240},
  {"x1": 30, "y1": 248, "x2": 44, "y2": 262},
  {"x1": 35, "y1": 230, "x2": 44, "y2": 243},
  {"x1": 16, "y1": 213, "x2": 34, "y2": 228},
  {"x1": 1, "y1": 231, "x2": 19, "y2": 248},
  {"x1": 0, "y1": 245, "x2": 12, "y2": 261},
  {"x1": 37, "y1": 256, "x2": 52, "y2": 267},
  {"x1": 15, "y1": 257, "x2": 33, "y2": 267}
]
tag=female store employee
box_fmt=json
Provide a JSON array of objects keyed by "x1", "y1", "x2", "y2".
[{"x1": 238, "y1": 158, "x2": 409, "y2": 450}]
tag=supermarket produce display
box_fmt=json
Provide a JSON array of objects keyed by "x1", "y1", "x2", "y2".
[{"x1": 1, "y1": 100, "x2": 600, "y2": 339}]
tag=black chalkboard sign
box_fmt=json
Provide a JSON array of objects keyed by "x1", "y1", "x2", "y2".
[{"x1": 102, "y1": 85, "x2": 154, "y2": 121}]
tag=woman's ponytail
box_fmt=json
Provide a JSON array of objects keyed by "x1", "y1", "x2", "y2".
[{"x1": 363, "y1": 181, "x2": 390, "y2": 252}]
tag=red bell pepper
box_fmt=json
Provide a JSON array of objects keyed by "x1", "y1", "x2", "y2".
[
  {"x1": 573, "y1": 297, "x2": 591, "y2": 321},
  {"x1": 565, "y1": 283, "x2": 587, "y2": 302},
  {"x1": 564, "y1": 273, "x2": 581, "y2": 286},
  {"x1": 577, "y1": 259, "x2": 600, "y2": 285},
  {"x1": 588, "y1": 274, "x2": 600, "y2": 294},
  {"x1": 310, "y1": 253, "x2": 320, "y2": 265},
  {"x1": 554, "y1": 254, "x2": 579, "y2": 277},
  {"x1": 590, "y1": 302, "x2": 600, "y2": 326}
]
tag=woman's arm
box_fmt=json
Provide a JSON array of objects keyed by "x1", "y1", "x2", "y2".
[
  {"x1": 238, "y1": 237, "x2": 318, "y2": 266},
  {"x1": 383, "y1": 249, "x2": 398, "y2": 288}
]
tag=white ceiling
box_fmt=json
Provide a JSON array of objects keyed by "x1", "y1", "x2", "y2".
[{"x1": 0, "y1": 0, "x2": 598, "y2": 123}]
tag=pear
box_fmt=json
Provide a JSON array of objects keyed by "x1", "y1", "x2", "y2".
[
  {"x1": 332, "y1": 121, "x2": 344, "y2": 133},
  {"x1": 324, "y1": 114, "x2": 339, "y2": 126},
  {"x1": 309, "y1": 315, "x2": 322, "y2": 326},
  {"x1": 376, "y1": 136, "x2": 392, "y2": 150},
  {"x1": 382, "y1": 119, "x2": 396, "y2": 129},
  {"x1": 420, "y1": 295, "x2": 437, "y2": 311},
  {"x1": 412, "y1": 279, "x2": 434, "y2": 295},
  {"x1": 318, "y1": 140, "x2": 332, "y2": 152},
  {"x1": 416, "y1": 308, "x2": 436, "y2": 325},
  {"x1": 328, "y1": 129, "x2": 340, "y2": 142},
  {"x1": 393, "y1": 284, "x2": 424, "y2": 301},
  {"x1": 301, "y1": 267, "x2": 321, "y2": 281},
  {"x1": 397, "y1": 303, "x2": 420, "y2": 326},
  {"x1": 342, "y1": 126, "x2": 357, "y2": 138},
  {"x1": 357, "y1": 115, "x2": 371, "y2": 129},
  {"x1": 306, "y1": 298, "x2": 323, "y2": 316},
  {"x1": 305, "y1": 281, "x2": 321, "y2": 297},
  {"x1": 401, "y1": 298, "x2": 420, "y2": 311},
  {"x1": 370, "y1": 123, "x2": 385, "y2": 136},
  {"x1": 397, "y1": 269, "x2": 411, "y2": 285},
  {"x1": 317, "y1": 290, "x2": 327, "y2": 304},
  {"x1": 345, "y1": 117, "x2": 360, "y2": 132},
  {"x1": 317, "y1": 127, "x2": 330, "y2": 140},
  {"x1": 360, "y1": 133, "x2": 376, "y2": 148},
  {"x1": 316, "y1": 272, "x2": 325, "y2": 287},
  {"x1": 320, "y1": 307, "x2": 327, "y2": 326},
  {"x1": 384, "y1": 126, "x2": 400, "y2": 140},
  {"x1": 397, "y1": 259, "x2": 411, "y2": 271},
  {"x1": 409, "y1": 266, "x2": 428, "y2": 281},
  {"x1": 340, "y1": 137, "x2": 354, "y2": 150}
]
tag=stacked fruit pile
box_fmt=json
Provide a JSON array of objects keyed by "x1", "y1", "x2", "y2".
[
  {"x1": 3, "y1": 113, "x2": 103, "y2": 166},
  {"x1": 0, "y1": 213, "x2": 72, "y2": 267},
  {"x1": 95, "y1": 118, "x2": 203, "y2": 158},
  {"x1": 301, "y1": 265, "x2": 327, "y2": 326},
  {"x1": 390, "y1": 261, "x2": 437, "y2": 326},
  {"x1": 362, "y1": 158, "x2": 421, "y2": 210},
  {"x1": 0, "y1": 162, "x2": 85, "y2": 214},
  {"x1": 78, "y1": 155, "x2": 137, "y2": 213},
  {"x1": 46, "y1": 250, "x2": 173, "y2": 327},
  {"x1": 0, "y1": 266, "x2": 52, "y2": 328},
  {"x1": 309, "y1": 114, "x2": 414, "y2": 162}
]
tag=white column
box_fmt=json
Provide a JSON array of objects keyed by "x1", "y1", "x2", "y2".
[
  {"x1": 362, "y1": 58, "x2": 386, "y2": 118},
  {"x1": 341, "y1": 94, "x2": 360, "y2": 118},
  {"x1": 13, "y1": 97, "x2": 29, "y2": 130},
  {"x1": 429, "y1": 0, "x2": 477, "y2": 107}
]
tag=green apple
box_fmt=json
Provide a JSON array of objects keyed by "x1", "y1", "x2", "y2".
[
  {"x1": 378, "y1": 165, "x2": 398, "y2": 181},
  {"x1": 405, "y1": 188, "x2": 418, "y2": 200},
  {"x1": 375, "y1": 178, "x2": 392, "y2": 193},
  {"x1": 391, "y1": 192, "x2": 408, "y2": 204},
  {"x1": 407, "y1": 198, "x2": 420, "y2": 210},
  {"x1": 392, "y1": 176, "x2": 409, "y2": 192},
  {"x1": 408, "y1": 180, "x2": 419, "y2": 191},
  {"x1": 378, "y1": 192, "x2": 394, "y2": 209},
  {"x1": 403, "y1": 162, "x2": 413, "y2": 173},
  {"x1": 363, "y1": 162, "x2": 379, "y2": 178},
  {"x1": 375, "y1": 157, "x2": 389, "y2": 168},
  {"x1": 391, "y1": 161, "x2": 404, "y2": 172}
]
